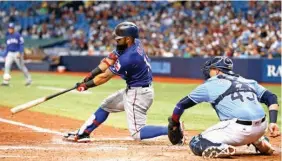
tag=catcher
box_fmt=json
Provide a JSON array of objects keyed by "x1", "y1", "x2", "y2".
[{"x1": 168, "y1": 56, "x2": 280, "y2": 158}]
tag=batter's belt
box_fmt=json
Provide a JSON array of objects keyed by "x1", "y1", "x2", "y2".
[{"x1": 127, "y1": 84, "x2": 151, "y2": 89}]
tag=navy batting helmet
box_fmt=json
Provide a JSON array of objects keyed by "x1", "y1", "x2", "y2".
[
  {"x1": 202, "y1": 56, "x2": 234, "y2": 80},
  {"x1": 114, "y1": 22, "x2": 139, "y2": 39}
]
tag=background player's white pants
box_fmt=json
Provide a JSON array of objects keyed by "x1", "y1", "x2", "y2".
[
  {"x1": 100, "y1": 86, "x2": 154, "y2": 140},
  {"x1": 201, "y1": 117, "x2": 267, "y2": 146},
  {"x1": 3, "y1": 52, "x2": 31, "y2": 84}
]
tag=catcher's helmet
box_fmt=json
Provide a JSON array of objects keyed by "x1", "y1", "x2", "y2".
[
  {"x1": 202, "y1": 56, "x2": 234, "y2": 80},
  {"x1": 114, "y1": 22, "x2": 139, "y2": 39}
]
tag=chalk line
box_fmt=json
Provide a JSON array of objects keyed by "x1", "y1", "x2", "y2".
[{"x1": 0, "y1": 117, "x2": 64, "y2": 136}]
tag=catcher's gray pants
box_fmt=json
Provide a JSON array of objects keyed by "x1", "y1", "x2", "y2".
[
  {"x1": 2, "y1": 51, "x2": 31, "y2": 84},
  {"x1": 101, "y1": 86, "x2": 154, "y2": 140}
]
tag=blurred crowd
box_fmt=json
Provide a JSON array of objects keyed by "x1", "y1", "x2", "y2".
[
  {"x1": 140, "y1": 1, "x2": 281, "y2": 59},
  {"x1": 0, "y1": 1, "x2": 281, "y2": 58}
]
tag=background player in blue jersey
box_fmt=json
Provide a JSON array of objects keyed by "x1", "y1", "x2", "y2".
[
  {"x1": 168, "y1": 56, "x2": 280, "y2": 158},
  {"x1": 64, "y1": 22, "x2": 177, "y2": 143},
  {"x1": 1, "y1": 23, "x2": 32, "y2": 86}
]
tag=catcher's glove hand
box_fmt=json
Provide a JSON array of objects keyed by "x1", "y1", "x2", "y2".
[{"x1": 168, "y1": 116, "x2": 184, "y2": 145}]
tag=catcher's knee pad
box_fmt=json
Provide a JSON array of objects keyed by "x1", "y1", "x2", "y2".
[{"x1": 189, "y1": 135, "x2": 221, "y2": 156}]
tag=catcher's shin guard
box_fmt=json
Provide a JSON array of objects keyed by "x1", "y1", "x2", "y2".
[
  {"x1": 202, "y1": 144, "x2": 236, "y2": 158},
  {"x1": 252, "y1": 136, "x2": 275, "y2": 155},
  {"x1": 189, "y1": 135, "x2": 223, "y2": 156}
]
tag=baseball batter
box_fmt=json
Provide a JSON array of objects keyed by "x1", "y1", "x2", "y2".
[
  {"x1": 168, "y1": 56, "x2": 280, "y2": 158},
  {"x1": 1, "y1": 23, "x2": 32, "y2": 86},
  {"x1": 64, "y1": 22, "x2": 172, "y2": 142}
]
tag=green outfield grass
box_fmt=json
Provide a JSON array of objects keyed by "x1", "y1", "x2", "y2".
[{"x1": 0, "y1": 72, "x2": 281, "y2": 131}]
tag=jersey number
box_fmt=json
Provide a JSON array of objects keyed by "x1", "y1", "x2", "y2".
[
  {"x1": 231, "y1": 92, "x2": 256, "y2": 102},
  {"x1": 231, "y1": 83, "x2": 256, "y2": 102},
  {"x1": 231, "y1": 92, "x2": 244, "y2": 102}
]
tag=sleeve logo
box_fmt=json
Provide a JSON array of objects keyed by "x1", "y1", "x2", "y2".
[{"x1": 114, "y1": 60, "x2": 121, "y2": 71}]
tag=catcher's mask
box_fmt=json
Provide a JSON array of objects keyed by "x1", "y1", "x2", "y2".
[{"x1": 201, "y1": 56, "x2": 234, "y2": 80}]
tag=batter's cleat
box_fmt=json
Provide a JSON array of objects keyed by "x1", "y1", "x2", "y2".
[
  {"x1": 63, "y1": 132, "x2": 90, "y2": 143},
  {"x1": 1, "y1": 83, "x2": 10, "y2": 87},
  {"x1": 252, "y1": 136, "x2": 275, "y2": 155},
  {"x1": 202, "y1": 144, "x2": 236, "y2": 159}
]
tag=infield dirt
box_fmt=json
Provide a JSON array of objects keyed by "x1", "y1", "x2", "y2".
[{"x1": 0, "y1": 107, "x2": 280, "y2": 161}]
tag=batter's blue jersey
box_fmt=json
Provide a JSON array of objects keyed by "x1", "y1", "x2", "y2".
[
  {"x1": 5, "y1": 32, "x2": 24, "y2": 56},
  {"x1": 188, "y1": 74, "x2": 266, "y2": 121},
  {"x1": 109, "y1": 39, "x2": 152, "y2": 87}
]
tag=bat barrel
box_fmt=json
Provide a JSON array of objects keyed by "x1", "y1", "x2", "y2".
[
  {"x1": 11, "y1": 97, "x2": 46, "y2": 114},
  {"x1": 10, "y1": 86, "x2": 76, "y2": 114}
]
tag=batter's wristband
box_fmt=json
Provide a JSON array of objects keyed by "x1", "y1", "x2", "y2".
[
  {"x1": 269, "y1": 110, "x2": 278, "y2": 123},
  {"x1": 89, "y1": 67, "x2": 102, "y2": 79},
  {"x1": 85, "y1": 80, "x2": 97, "y2": 88}
]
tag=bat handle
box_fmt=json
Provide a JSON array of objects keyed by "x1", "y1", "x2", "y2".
[{"x1": 46, "y1": 86, "x2": 77, "y2": 101}]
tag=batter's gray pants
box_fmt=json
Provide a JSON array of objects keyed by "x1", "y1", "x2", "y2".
[{"x1": 100, "y1": 86, "x2": 154, "y2": 140}]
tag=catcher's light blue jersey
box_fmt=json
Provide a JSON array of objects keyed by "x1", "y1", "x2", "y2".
[
  {"x1": 188, "y1": 74, "x2": 266, "y2": 121},
  {"x1": 109, "y1": 39, "x2": 152, "y2": 87}
]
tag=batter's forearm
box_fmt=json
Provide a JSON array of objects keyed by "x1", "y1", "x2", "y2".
[
  {"x1": 86, "y1": 58, "x2": 116, "y2": 81},
  {"x1": 83, "y1": 72, "x2": 112, "y2": 89},
  {"x1": 93, "y1": 73, "x2": 111, "y2": 86},
  {"x1": 82, "y1": 58, "x2": 114, "y2": 83}
]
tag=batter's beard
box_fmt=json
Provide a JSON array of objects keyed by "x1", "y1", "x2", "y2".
[{"x1": 116, "y1": 44, "x2": 128, "y2": 51}]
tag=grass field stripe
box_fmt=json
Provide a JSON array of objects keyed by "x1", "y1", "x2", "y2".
[
  {"x1": 0, "y1": 117, "x2": 64, "y2": 136},
  {"x1": 37, "y1": 86, "x2": 92, "y2": 95}
]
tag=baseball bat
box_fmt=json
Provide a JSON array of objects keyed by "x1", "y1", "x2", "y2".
[{"x1": 11, "y1": 86, "x2": 77, "y2": 114}]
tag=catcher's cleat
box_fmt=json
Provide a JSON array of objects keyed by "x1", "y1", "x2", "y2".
[
  {"x1": 63, "y1": 132, "x2": 90, "y2": 143},
  {"x1": 252, "y1": 136, "x2": 275, "y2": 155},
  {"x1": 202, "y1": 144, "x2": 236, "y2": 159}
]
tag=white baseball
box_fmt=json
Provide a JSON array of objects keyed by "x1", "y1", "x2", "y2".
[{"x1": 3, "y1": 74, "x2": 11, "y2": 81}]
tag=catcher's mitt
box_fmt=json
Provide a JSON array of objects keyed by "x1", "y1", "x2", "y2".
[{"x1": 168, "y1": 116, "x2": 185, "y2": 145}]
